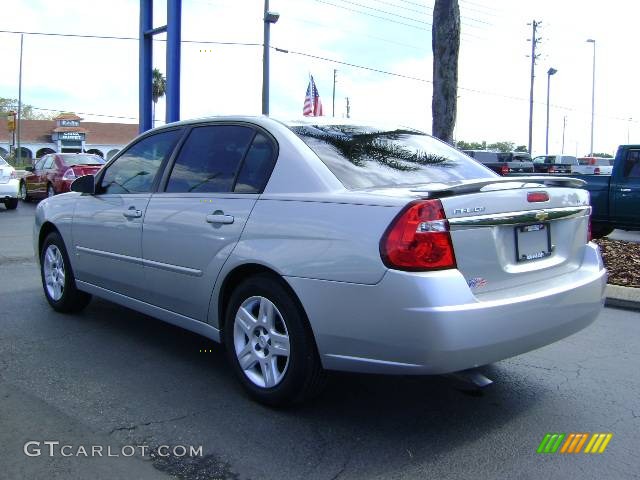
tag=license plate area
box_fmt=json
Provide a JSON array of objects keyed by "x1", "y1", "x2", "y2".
[{"x1": 515, "y1": 223, "x2": 552, "y2": 262}]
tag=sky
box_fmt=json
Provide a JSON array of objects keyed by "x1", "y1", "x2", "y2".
[{"x1": 1, "y1": 0, "x2": 638, "y2": 156}]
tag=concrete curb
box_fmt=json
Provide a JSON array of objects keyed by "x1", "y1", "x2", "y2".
[{"x1": 605, "y1": 284, "x2": 640, "y2": 311}]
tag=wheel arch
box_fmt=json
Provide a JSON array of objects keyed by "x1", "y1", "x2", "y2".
[
  {"x1": 216, "y1": 263, "x2": 315, "y2": 343},
  {"x1": 38, "y1": 221, "x2": 62, "y2": 256}
]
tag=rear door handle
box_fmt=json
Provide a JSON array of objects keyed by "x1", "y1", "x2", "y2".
[
  {"x1": 206, "y1": 212, "x2": 234, "y2": 224},
  {"x1": 122, "y1": 208, "x2": 142, "y2": 218}
]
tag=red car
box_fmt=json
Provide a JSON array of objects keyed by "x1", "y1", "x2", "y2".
[{"x1": 20, "y1": 153, "x2": 105, "y2": 201}]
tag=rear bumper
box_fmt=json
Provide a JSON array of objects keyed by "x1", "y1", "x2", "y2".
[
  {"x1": 0, "y1": 179, "x2": 19, "y2": 199},
  {"x1": 286, "y1": 243, "x2": 606, "y2": 374}
]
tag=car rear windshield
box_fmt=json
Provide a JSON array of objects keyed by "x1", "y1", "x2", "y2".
[
  {"x1": 62, "y1": 155, "x2": 105, "y2": 166},
  {"x1": 290, "y1": 125, "x2": 495, "y2": 189}
]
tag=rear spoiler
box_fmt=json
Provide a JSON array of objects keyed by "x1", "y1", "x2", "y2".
[{"x1": 410, "y1": 176, "x2": 586, "y2": 197}]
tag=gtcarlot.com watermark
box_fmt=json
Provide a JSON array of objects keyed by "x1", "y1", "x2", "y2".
[{"x1": 24, "y1": 441, "x2": 203, "y2": 458}]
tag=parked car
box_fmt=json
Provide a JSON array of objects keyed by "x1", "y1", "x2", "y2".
[
  {"x1": 462, "y1": 150, "x2": 534, "y2": 175},
  {"x1": 532, "y1": 155, "x2": 579, "y2": 174},
  {"x1": 0, "y1": 154, "x2": 19, "y2": 210},
  {"x1": 34, "y1": 117, "x2": 606, "y2": 406},
  {"x1": 574, "y1": 157, "x2": 614, "y2": 175},
  {"x1": 582, "y1": 145, "x2": 640, "y2": 237},
  {"x1": 20, "y1": 153, "x2": 105, "y2": 201}
]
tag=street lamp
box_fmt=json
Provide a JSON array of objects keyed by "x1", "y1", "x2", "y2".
[
  {"x1": 545, "y1": 67, "x2": 557, "y2": 155},
  {"x1": 586, "y1": 39, "x2": 596, "y2": 155},
  {"x1": 262, "y1": 0, "x2": 279, "y2": 115}
]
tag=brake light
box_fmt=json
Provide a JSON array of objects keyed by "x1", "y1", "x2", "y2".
[
  {"x1": 527, "y1": 191, "x2": 549, "y2": 202},
  {"x1": 380, "y1": 200, "x2": 457, "y2": 271},
  {"x1": 500, "y1": 164, "x2": 509, "y2": 176},
  {"x1": 62, "y1": 168, "x2": 77, "y2": 181},
  {"x1": 594, "y1": 167, "x2": 600, "y2": 174}
]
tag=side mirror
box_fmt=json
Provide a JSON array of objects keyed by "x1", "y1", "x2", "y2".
[
  {"x1": 71, "y1": 174, "x2": 96, "y2": 194},
  {"x1": 24, "y1": 166, "x2": 34, "y2": 172}
]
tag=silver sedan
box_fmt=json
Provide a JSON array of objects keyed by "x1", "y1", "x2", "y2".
[{"x1": 34, "y1": 117, "x2": 606, "y2": 406}]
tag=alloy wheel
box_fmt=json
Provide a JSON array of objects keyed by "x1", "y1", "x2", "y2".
[
  {"x1": 233, "y1": 296, "x2": 290, "y2": 388},
  {"x1": 43, "y1": 244, "x2": 65, "y2": 301}
]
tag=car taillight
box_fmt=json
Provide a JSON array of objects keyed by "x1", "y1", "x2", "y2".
[
  {"x1": 594, "y1": 167, "x2": 600, "y2": 174},
  {"x1": 10, "y1": 170, "x2": 17, "y2": 179},
  {"x1": 500, "y1": 164, "x2": 509, "y2": 175},
  {"x1": 548, "y1": 166, "x2": 556, "y2": 173},
  {"x1": 380, "y1": 199, "x2": 457, "y2": 271},
  {"x1": 62, "y1": 168, "x2": 77, "y2": 181}
]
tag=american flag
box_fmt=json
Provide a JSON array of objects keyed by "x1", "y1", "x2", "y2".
[{"x1": 303, "y1": 75, "x2": 323, "y2": 117}]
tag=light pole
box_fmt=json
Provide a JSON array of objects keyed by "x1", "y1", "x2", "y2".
[
  {"x1": 545, "y1": 67, "x2": 557, "y2": 155},
  {"x1": 586, "y1": 39, "x2": 596, "y2": 155},
  {"x1": 262, "y1": 0, "x2": 279, "y2": 115}
]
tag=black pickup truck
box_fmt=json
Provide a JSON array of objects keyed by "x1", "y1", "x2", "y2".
[
  {"x1": 462, "y1": 150, "x2": 534, "y2": 176},
  {"x1": 582, "y1": 144, "x2": 640, "y2": 238}
]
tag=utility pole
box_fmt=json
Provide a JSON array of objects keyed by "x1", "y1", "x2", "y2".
[
  {"x1": 545, "y1": 67, "x2": 557, "y2": 155},
  {"x1": 345, "y1": 97, "x2": 350, "y2": 119},
  {"x1": 332, "y1": 69, "x2": 337, "y2": 117},
  {"x1": 527, "y1": 20, "x2": 542, "y2": 154},
  {"x1": 16, "y1": 34, "x2": 24, "y2": 165},
  {"x1": 262, "y1": 0, "x2": 279, "y2": 115},
  {"x1": 586, "y1": 39, "x2": 596, "y2": 155}
]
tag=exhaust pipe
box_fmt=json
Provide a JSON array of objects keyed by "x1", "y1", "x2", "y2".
[{"x1": 445, "y1": 368, "x2": 493, "y2": 390}]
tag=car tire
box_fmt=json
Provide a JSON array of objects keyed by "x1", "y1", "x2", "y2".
[
  {"x1": 40, "y1": 232, "x2": 92, "y2": 313},
  {"x1": 4, "y1": 198, "x2": 18, "y2": 210},
  {"x1": 591, "y1": 222, "x2": 614, "y2": 239},
  {"x1": 47, "y1": 184, "x2": 56, "y2": 198},
  {"x1": 224, "y1": 273, "x2": 326, "y2": 407},
  {"x1": 19, "y1": 181, "x2": 31, "y2": 202}
]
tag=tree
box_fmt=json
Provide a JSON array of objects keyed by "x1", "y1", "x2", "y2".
[
  {"x1": 456, "y1": 140, "x2": 486, "y2": 150},
  {"x1": 152, "y1": 68, "x2": 167, "y2": 126},
  {"x1": 514, "y1": 145, "x2": 528, "y2": 152},
  {"x1": 486, "y1": 141, "x2": 515, "y2": 153},
  {"x1": 0, "y1": 97, "x2": 53, "y2": 120},
  {"x1": 431, "y1": 0, "x2": 460, "y2": 144},
  {"x1": 591, "y1": 152, "x2": 613, "y2": 158}
]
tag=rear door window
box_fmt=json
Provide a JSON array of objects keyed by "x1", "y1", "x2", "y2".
[
  {"x1": 165, "y1": 125, "x2": 255, "y2": 193},
  {"x1": 290, "y1": 125, "x2": 495, "y2": 189}
]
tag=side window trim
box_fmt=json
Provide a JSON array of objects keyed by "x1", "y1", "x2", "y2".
[
  {"x1": 233, "y1": 129, "x2": 279, "y2": 193},
  {"x1": 230, "y1": 130, "x2": 259, "y2": 192},
  {"x1": 157, "y1": 125, "x2": 195, "y2": 193},
  {"x1": 95, "y1": 127, "x2": 185, "y2": 194}
]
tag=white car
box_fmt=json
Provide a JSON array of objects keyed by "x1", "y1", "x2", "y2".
[
  {"x1": 573, "y1": 157, "x2": 614, "y2": 175},
  {"x1": 0, "y1": 155, "x2": 19, "y2": 210}
]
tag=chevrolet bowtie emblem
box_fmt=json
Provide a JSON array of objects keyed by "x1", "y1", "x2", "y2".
[{"x1": 535, "y1": 211, "x2": 549, "y2": 221}]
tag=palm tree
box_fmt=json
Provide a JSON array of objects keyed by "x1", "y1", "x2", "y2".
[
  {"x1": 431, "y1": 0, "x2": 460, "y2": 144},
  {"x1": 152, "y1": 68, "x2": 167, "y2": 127}
]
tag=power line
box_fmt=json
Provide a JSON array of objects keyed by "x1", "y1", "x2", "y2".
[
  {"x1": 0, "y1": 29, "x2": 262, "y2": 46},
  {"x1": 4, "y1": 104, "x2": 137, "y2": 121}
]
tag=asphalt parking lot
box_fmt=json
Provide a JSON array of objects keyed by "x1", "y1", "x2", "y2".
[{"x1": 1, "y1": 201, "x2": 639, "y2": 480}]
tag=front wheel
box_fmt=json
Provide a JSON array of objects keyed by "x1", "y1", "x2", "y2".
[
  {"x1": 40, "y1": 232, "x2": 92, "y2": 312},
  {"x1": 224, "y1": 274, "x2": 326, "y2": 406}
]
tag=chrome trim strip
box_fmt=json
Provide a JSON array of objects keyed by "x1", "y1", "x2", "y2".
[
  {"x1": 448, "y1": 205, "x2": 591, "y2": 229},
  {"x1": 76, "y1": 246, "x2": 143, "y2": 265},
  {"x1": 142, "y1": 258, "x2": 203, "y2": 277},
  {"x1": 76, "y1": 246, "x2": 202, "y2": 276}
]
